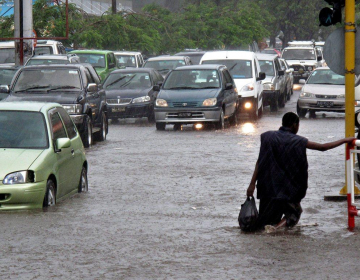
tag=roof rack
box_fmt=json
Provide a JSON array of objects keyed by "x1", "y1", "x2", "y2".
[{"x1": 287, "y1": 41, "x2": 315, "y2": 47}]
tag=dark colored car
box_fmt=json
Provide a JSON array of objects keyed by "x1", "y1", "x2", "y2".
[
  {"x1": 0, "y1": 64, "x2": 108, "y2": 147},
  {"x1": 154, "y1": 65, "x2": 238, "y2": 130},
  {"x1": 103, "y1": 68, "x2": 164, "y2": 122},
  {"x1": 143, "y1": 56, "x2": 192, "y2": 78},
  {"x1": 0, "y1": 66, "x2": 20, "y2": 100},
  {"x1": 174, "y1": 51, "x2": 206, "y2": 64}
]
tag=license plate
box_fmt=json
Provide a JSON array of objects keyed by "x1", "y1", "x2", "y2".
[
  {"x1": 317, "y1": 101, "x2": 334, "y2": 107},
  {"x1": 112, "y1": 107, "x2": 125, "y2": 112},
  {"x1": 178, "y1": 112, "x2": 192, "y2": 117}
]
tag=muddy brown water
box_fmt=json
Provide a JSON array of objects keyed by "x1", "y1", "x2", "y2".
[{"x1": 1, "y1": 90, "x2": 360, "y2": 279}]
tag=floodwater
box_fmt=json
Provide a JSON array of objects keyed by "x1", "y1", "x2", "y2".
[{"x1": 1, "y1": 90, "x2": 360, "y2": 279}]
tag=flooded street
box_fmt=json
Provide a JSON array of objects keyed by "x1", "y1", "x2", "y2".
[{"x1": 2, "y1": 89, "x2": 360, "y2": 279}]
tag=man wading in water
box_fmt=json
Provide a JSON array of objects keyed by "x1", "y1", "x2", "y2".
[{"x1": 247, "y1": 112, "x2": 355, "y2": 232}]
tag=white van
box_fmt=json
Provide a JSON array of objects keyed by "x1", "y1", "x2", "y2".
[{"x1": 200, "y1": 51, "x2": 265, "y2": 119}]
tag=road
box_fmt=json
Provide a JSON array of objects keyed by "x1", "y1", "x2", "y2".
[{"x1": 1, "y1": 89, "x2": 360, "y2": 279}]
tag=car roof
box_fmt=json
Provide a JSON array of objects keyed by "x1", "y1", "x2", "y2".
[
  {"x1": 174, "y1": 51, "x2": 206, "y2": 56},
  {"x1": 110, "y1": 68, "x2": 155, "y2": 74},
  {"x1": 114, "y1": 51, "x2": 141, "y2": 55},
  {"x1": 255, "y1": 53, "x2": 278, "y2": 60},
  {"x1": 22, "y1": 64, "x2": 84, "y2": 70},
  {"x1": 69, "y1": 50, "x2": 115, "y2": 55},
  {"x1": 36, "y1": 40, "x2": 63, "y2": 45},
  {"x1": 173, "y1": 64, "x2": 224, "y2": 71},
  {"x1": 146, "y1": 56, "x2": 188, "y2": 61},
  {"x1": 29, "y1": 55, "x2": 72, "y2": 60},
  {"x1": 0, "y1": 101, "x2": 60, "y2": 112},
  {"x1": 0, "y1": 65, "x2": 20, "y2": 69},
  {"x1": 0, "y1": 41, "x2": 15, "y2": 47},
  {"x1": 201, "y1": 51, "x2": 256, "y2": 60}
]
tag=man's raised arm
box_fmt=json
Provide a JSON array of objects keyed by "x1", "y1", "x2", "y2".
[{"x1": 306, "y1": 137, "x2": 356, "y2": 152}]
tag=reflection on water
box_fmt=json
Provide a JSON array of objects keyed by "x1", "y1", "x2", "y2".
[{"x1": 240, "y1": 122, "x2": 255, "y2": 134}]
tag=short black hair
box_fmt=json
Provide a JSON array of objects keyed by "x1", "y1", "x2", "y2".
[{"x1": 282, "y1": 112, "x2": 299, "y2": 127}]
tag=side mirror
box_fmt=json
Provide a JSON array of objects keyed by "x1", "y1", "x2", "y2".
[
  {"x1": 225, "y1": 83, "x2": 233, "y2": 90},
  {"x1": 257, "y1": 72, "x2": 266, "y2": 81},
  {"x1": 289, "y1": 68, "x2": 294, "y2": 73},
  {"x1": 299, "y1": 79, "x2": 306, "y2": 84},
  {"x1": 153, "y1": 85, "x2": 160, "y2": 91},
  {"x1": 0, "y1": 85, "x2": 10, "y2": 94},
  {"x1": 278, "y1": 70, "x2": 285, "y2": 76},
  {"x1": 55, "y1": 138, "x2": 71, "y2": 152},
  {"x1": 317, "y1": 55, "x2": 322, "y2": 62},
  {"x1": 87, "y1": 83, "x2": 98, "y2": 93}
]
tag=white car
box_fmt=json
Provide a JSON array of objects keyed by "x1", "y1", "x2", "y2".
[
  {"x1": 114, "y1": 51, "x2": 144, "y2": 68},
  {"x1": 200, "y1": 51, "x2": 265, "y2": 120}
]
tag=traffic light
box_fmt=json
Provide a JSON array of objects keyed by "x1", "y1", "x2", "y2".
[{"x1": 319, "y1": 0, "x2": 344, "y2": 26}]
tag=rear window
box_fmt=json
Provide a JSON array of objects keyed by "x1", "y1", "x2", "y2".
[{"x1": 34, "y1": 46, "x2": 53, "y2": 55}]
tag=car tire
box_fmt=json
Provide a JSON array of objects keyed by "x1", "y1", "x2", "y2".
[
  {"x1": 215, "y1": 108, "x2": 225, "y2": 130},
  {"x1": 270, "y1": 98, "x2": 278, "y2": 112},
  {"x1": 309, "y1": 110, "x2": 317, "y2": 118},
  {"x1": 148, "y1": 111, "x2": 155, "y2": 123},
  {"x1": 258, "y1": 100, "x2": 263, "y2": 117},
  {"x1": 43, "y1": 179, "x2": 56, "y2": 207},
  {"x1": 95, "y1": 112, "x2": 107, "y2": 142},
  {"x1": 82, "y1": 115, "x2": 93, "y2": 148},
  {"x1": 279, "y1": 91, "x2": 286, "y2": 108},
  {"x1": 78, "y1": 166, "x2": 88, "y2": 193},
  {"x1": 297, "y1": 103, "x2": 307, "y2": 118},
  {"x1": 286, "y1": 87, "x2": 291, "y2": 101},
  {"x1": 229, "y1": 110, "x2": 238, "y2": 126},
  {"x1": 250, "y1": 99, "x2": 259, "y2": 120},
  {"x1": 290, "y1": 87, "x2": 294, "y2": 95},
  {"x1": 156, "y1": 122, "x2": 166, "y2": 130}
]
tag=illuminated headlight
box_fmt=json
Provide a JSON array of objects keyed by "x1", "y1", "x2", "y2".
[
  {"x1": 156, "y1": 99, "x2": 168, "y2": 107},
  {"x1": 300, "y1": 92, "x2": 315, "y2": 98},
  {"x1": 244, "y1": 102, "x2": 252, "y2": 109},
  {"x1": 241, "y1": 83, "x2": 254, "y2": 91},
  {"x1": 62, "y1": 104, "x2": 82, "y2": 114},
  {"x1": 263, "y1": 83, "x2": 275, "y2": 91},
  {"x1": 3, "y1": 171, "x2": 35, "y2": 184},
  {"x1": 337, "y1": 94, "x2": 345, "y2": 99},
  {"x1": 132, "y1": 96, "x2": 151, "y2": 103},
  {"x1": 202, "y1": 98, "x2": 217, "y2": 106}
]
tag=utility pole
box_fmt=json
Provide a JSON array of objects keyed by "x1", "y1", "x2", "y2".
[
  {"x1": 112, "y1": 0, "x2": 116, "y2": 14},
  {"x1": 14, "y1": 0, "x2": 33, "y2": 65}
]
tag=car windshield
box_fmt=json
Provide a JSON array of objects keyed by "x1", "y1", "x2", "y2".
[
  {"x1": 0, "y1": 69, "x2": 17, "y2": 85},
  {"x1": 75, "y1": 54, "x2": 106, "y2": 68},
  {"x1": 163, "y1": 69, "x2": 220, "y2": 90},
  {"x1": 103, "y1": 72, "x2": 151, "y2": 89},
  {"x1": 262, "y1": 49, "x2": 277, "y2": 55},
  {"x1": 115, "y1": 55, "x2": 136, "y2": 67},
  {"x1": 307, "y1": 69, "x2": 345, "y2": 85},
  {"x1": 27, "y1": 59, "x2": 68, "y2": 66},
  {"x1": 201, "y1": 60, "x2": 252, "y2": 79},
  {"x1": 0, "y1": 111, "x2": 48, "y2": 149},
  {"x1": 181, "y1": 54, "x2": 204, "y2": 64},
  {"x1": 143, "y1": 60, "x2": 186, "y2": 74},
  {"x1": 13, "y1": 69, "x2": 82, "y2": 92},
  {"x1": 34, "y1": 46, "x2": 53, "y2": 55},
  {"x1": 259, "y1": 60, "x2": 275, "y2": 77},
  {"x1": 0, "y1": 48, "x2": 15, "y2": 64},
  {"x1": 282, "y1": 49, "x2": 316, "y2": 60}
]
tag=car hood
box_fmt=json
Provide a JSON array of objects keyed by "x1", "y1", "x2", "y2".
[
  {"x1": 0, "y1": 149, "x2": 45, "y2": 181},
  {"x1": 234, "y1": 78, "x2": 253, "y2": 91},
  {"x1": 159, "y1": 88, "x2": 220, "y2": 100},
  {"x1": 5, "y1": 92, "x2": 80, "y2": 104},
  {"x1": 105, "y1": 88, "x2": 151, "y2": 98},
  {"x1": 302, "y1": 84, "x2": 344, "y2": 95},
  {"x1": 286, "y1": 60, "x2": 317, "y2": 66}
]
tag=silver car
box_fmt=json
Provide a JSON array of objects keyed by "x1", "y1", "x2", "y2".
[{"x1": 297, "y1": 67, "x2": 345, "y2": 118}]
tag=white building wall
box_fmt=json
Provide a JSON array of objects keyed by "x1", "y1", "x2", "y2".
[{"x1": 68, "y1": 0, "x2": 132, "y2": 15}]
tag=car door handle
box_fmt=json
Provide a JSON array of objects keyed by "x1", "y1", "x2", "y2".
[{"x1": 71, "y1": 149, "x2": 75, "y2": 156}]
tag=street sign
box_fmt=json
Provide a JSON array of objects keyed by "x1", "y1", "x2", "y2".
[{"x1": 323, "y1": 28, "x2": 360, "y2": 75}]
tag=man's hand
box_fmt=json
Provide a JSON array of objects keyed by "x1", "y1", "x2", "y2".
[
  {"x1": 343, "y1": 137, "x2": 357, "y2": 144},
  {"x1": 247, "y1": 183, "x2": 255, "y2": 197}
]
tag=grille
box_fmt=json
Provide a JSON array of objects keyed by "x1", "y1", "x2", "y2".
[
  {"x1": 166, "y1": 112, "x2": 205, "y2": 119},
  {"x1": 107, "y1": 98, "x2": 132, "y2": 105},
  {"x1": 172, "y1": 102, "x2": 199, "y2": 108},
  {"x1": 315, "y1": 95, "x2": 337, "y2": 99},
  {"x1": 309, "y1": 104, "x2": 344, "y2": 109},
  {"x1": 292, "y1": 65, "x2": 304, "y2": 71}
]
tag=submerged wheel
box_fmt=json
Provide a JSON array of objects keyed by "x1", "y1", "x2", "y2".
[
  {"x1": 215, "y1": 109, "x2": 225, "y2": 130},
  {"x1": 270, "y1": 98, "x2": 278, "y2": 112},
  {"x1": 250, "y1": 99, "x2": 259, "y2": 120},
  {"x1": 229, "y1": 111, "x2": 238, "y2": 126},
  {"x1": 95, "y1": 112, "x2": 107, "y2": 142},
  {"x1": 82, "y1": 115, "x2": 93, "y2": 148},
  {"x1": 297, "y1": 103, "x2": 307, "y2": 118},
  {"x1": 156, "y1": 122, "x2": 166, "y2": 130},
  {"x1": 309, "y1": 110, "x2": 317, "y2": 118},
  {"x1": 43, "y1": 179, "x2": 56, "y2": 207},
  {"x1": 78, "y1": 166, "x2": 88, "y2": 193}
]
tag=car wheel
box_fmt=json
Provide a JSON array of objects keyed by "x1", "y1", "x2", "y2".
[
  {"x1": 229, "y1": 110, "x2": 238, "y2": 126},
  {"x1": 250, "y1": 99, "x2": 259, "y2": 120},
  {"x1": 290, "y1": 87, "x2": 294, "y2": 95},
  {"x1": 147, "y1": 111, "x2": 155, "y2": 123},
  {"x1": 215, "y1": 108, "x2": 225, "y2": 130},
  {"x1": 78, "y1": 166, "x2": 88, "y2": 193},
  {"x1": 286, "y1": 87, "x2": 291, "y2": 101},
  {"x1": 309, "y1": 110, "x2": 317, "y2": 118},
  {"x1": 95, "y1": 112, "x2": 107, "y2": 142},
  {"x1": 156, "y1": 122, "x2": 166, "y2": 130},
  {"x1": 270, "y1": 97, "x2": 278, "y2": 112},
  {"x1": 258, "y1": 100, "x2": 263, "y2": 117},
  {"x1": 173, "y1": 124, "x2": 182, "y2": 131},
  {"x1": 278, "y1": 91, "x2": 285, "y2": 108},
  {"x1": 43, "y1": 179, "x2": 56, "y2": 207},
  {"x1": 82, "y1": 115, "x2": 93, "y2": 148},
  {"x1": 297, "y1": 103, "x2": 307, "y2": 118}
]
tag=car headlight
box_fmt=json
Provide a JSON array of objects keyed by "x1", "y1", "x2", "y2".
[
  {"x1": 300, "y1": 92, "x2": 314, "y2": 98},
  {"x1": 263, "y1": 83, "x2": 275, "y2": 91},
  {"x1": 241, "y1": 83, "x2": 254, "y2": 91},
  {"x1": 337, "y1": 94, "x2": 345, "y2": 99},
  {"x1": 156, "y1": 99, "x2": 168, "y2": 107},
  {"x1": 202, "y1": 98, "x2": 217, "y2": 106},
  {"x1": 3, "y1": 171, "x2": 35, "y2": 184},
  {"x1": 62, "y1": 104, "x2": 82, "y2": 114},
  {"x1": 307, "y1": 66, "x2": 313, "y2": 71},
  {"x1": 132, "y1": 96, "x2": 151, "y2": 103}
]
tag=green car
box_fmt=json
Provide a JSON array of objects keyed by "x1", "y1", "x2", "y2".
[
  {"x1": 0, "y1": 102, "x2": 88, "y2": 210},
  {"x1": 69, "y1": 50, "x2": 118, "y2": 81}
]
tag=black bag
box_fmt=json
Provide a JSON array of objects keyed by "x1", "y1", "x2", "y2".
[{"x1": 238, "y1": 196, "x2": 259, "y2": 231}]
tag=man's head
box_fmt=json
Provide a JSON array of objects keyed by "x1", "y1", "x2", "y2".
[{"x1": 282, "y1": 112, "x2": 299, "y2": 134}]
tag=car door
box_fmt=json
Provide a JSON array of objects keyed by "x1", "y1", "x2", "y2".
[
  {"x1": 275, "y1": 58, "x2": 286, "y2": 93},
  {"x1": 221, "y1": 69, "x2": 236, "y2": 117},
  {"x1": 84, "y1": 68, "x2": 100, "y2": 123},
  {"x1": 254, "y1": 58, "x2": 263, "y2": 106},
  {"x1": 49, "y1": 109, "x2": 77, "y2": 198}
]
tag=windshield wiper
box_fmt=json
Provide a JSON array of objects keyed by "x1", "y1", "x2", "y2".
[
  {"x1": 48, "y1": 86, "x2": 81, "y2": 91},
  {"x1": 199, "y1": 86, "x2": 219, "y2": 89},
  {"x1": 168, "y1": 86, "x2": 197, "y2": 89},
  {"x1": 157, "y1": 68, "x2": 170, "y2": 72},
  {"x1": 15, "y1": 86, "x2": 50, "y2": 93},
  {"x1": 105, "y1": 76, "x2": 127, "y2": 87},
  {"x1": 229, "y1": 63, "x2": 238, "y2": 71},
  {"x1": 120, "y1": 75, "x2": 136, "y2": 88}
]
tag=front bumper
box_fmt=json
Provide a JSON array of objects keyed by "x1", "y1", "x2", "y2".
[
  {"x1": 154, "y1": 106, "x2": 221, "y2": 123},
  {"x1": 298, "y1": 98, "x2": 345, "y2": 112},
  {"x1": 0, "y1": 181, "x2": 46, "y2": 210},
  {"x1": 108, "y1": 103, "x2": 152, "y2": 119}
]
